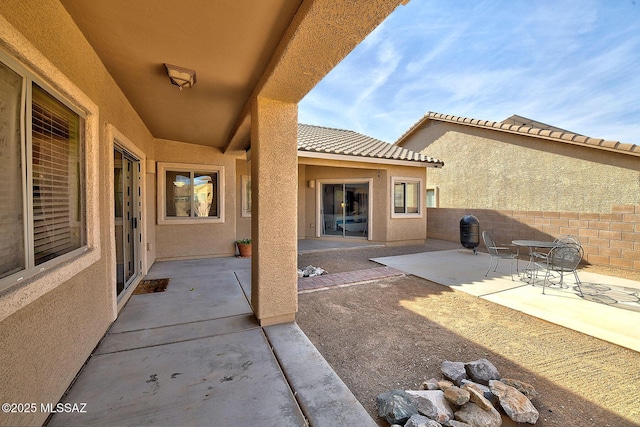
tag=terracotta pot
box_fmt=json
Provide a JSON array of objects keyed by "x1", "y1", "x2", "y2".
[{"x1": 237, "y1": 243, "x2": 251, "y2": 258}]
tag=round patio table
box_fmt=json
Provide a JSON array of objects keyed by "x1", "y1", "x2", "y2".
[{"x1": 512, "y1": 240, "x2": 562, "y2": 282}]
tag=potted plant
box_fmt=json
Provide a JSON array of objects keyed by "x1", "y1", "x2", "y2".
[{"x1": 235, "y1": 238, "x2": 252, "y2": 258}]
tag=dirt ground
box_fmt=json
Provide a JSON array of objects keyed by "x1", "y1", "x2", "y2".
[{"x1": 295, "y1": 241, "x2": 640, "y2": 427}]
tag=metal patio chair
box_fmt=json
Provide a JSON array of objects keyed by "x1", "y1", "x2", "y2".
[
  {"x1": 482, "y1": 231, "x2": 519, "y2": 281},
  {"x1": 535, "y1": 243, "x2": 584, "y2": 297},
  {"x1": 531, "y1": 234, "x2": 581, "y2": 262}
]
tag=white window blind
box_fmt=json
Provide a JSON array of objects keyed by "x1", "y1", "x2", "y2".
[{"x1": 31, "y1": 83, "x2": 85, "y2": 265}]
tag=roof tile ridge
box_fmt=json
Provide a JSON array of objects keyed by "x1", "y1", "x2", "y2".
[
  {"x1": 394, "y1": 111, "x2": 435, "y2": 145},
  {"x1": 584, "y1": 137, "x2": 605, "y2": 146},
  {"x1": 616, "y1": 142, "x2": 637, "y2": 152},
  {"x1": 600, "y1": 139, "x2": 621, "y2": 149}
]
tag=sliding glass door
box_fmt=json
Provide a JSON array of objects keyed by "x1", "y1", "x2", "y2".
[
  {"x1": 321, "y1": 182, "x2": 369, "y2": 238},
  {"x1": 114, "y1": 147, "x2": 141, "y2": 296}
]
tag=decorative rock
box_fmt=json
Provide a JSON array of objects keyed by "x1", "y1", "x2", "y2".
[
  {"x1": 454, "y1": 402, "x2": 502, "y2": 427},
  {"x1": 465, "y1": 359, "x2": 501, "y2": 385},
  {"x1": 405, "y1": 414, "x2": 442, "y2": 427},
  {"x1": 461, "y1": 383, "x2": 494, "y2": 411},
  {"x1": 448, "y1": 421, "x2": 471, "y2": 427},
  {"x1": 406, "y1": 390, "x2": 454, "y2": 424},
  {"x1": 460, "y1": 380, "x2": 497, "y2": 404},
  {"x1": 377, "y1": 390, "x2": 419, "y2": 425},
  {"x1": 420, "y1": 378, "x2": 440, "y2": 391},
  {"x1": 489, "y1": 380, "x2": 539, "y2": 424},
  {"x1": 500, "y1": 378, "x2": 539, "y2": 400},
  {"x1": 444, "y1": 386, "x2": 470, "y2": 406},
  {"x1": 299, "y1": 265, "x2": 326, "y2": 277},
  {"x1": 437, "y1": 379, "x2": 454, "y2": 390},
  {"x1": 441, "y1": 360, "x2": 467, "y2": 385}
]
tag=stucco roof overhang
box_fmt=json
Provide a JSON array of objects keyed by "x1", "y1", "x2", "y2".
[
  {"x1": 395, "y1": 111, "x2": 640, "y2": 157},
  {"x1": 298, "y1": 124, "x2": 444, "y2": 167},
  {"x1": 58, "y1": 0, "x2": 407, "y2": 153}
]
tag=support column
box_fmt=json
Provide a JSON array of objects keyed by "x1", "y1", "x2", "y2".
[{"x1": 250, "y1": 96, "x2": 298, "y2": 326}]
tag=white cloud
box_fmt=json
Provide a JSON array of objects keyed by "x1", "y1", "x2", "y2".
[{"x1": 299, "y1": 0, "x2": 640, "y2": 144}]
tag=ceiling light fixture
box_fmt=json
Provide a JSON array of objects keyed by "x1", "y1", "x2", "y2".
[{"x1": 164, "y1": 63, "x2": 196, "y2": 91}]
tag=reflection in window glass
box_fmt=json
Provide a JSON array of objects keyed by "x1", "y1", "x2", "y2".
[
  {"x1": 406, "y1": 182, "x2": 419, "y2": 213},
  {"x1": 393, "y1": 180, "x2": 420, "y2": 214},
  {"x1": 165, "y1": 170, "x2": 218, "y2": 218},
  {"x1": 166, "y1": 170, "x2": 191, "y2": 217},
  {"x1": 394, "y1": 183, "x2": 405, "y2": 213},
  {"x1": 426, "y1": 188, "x2": 436, "y2": 207},
  {"x1": 193, "y1": 172, "x2": 216, "y2": 217},
  {"x1": 0, "y1": 61, "x2": 25, "y2": 278}
]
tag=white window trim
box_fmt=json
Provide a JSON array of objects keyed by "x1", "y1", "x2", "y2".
[
  {"x1": 391, "y1": 176, "x2": 423, "y2": 219},
  {"x1": 0, "y1": 22, "x2": 100, "y2": 323},
  {"x1": 157, "y1": 162, "x2": 225, "y2": 225},
  {"x1": 241, "y1": 175, "x2": 251, "y2": 218},
  {"x1": 426, "y1": 186, "x2": 439, "y2": 208}
]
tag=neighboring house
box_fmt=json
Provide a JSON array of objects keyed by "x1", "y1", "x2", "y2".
[
  {"x1": 236, "y1": 124, "x2": 444, "y2": 245},
  {"x1": 0, "y1": 2, "x2": 406, "y2": 425},
  {"x1": 395, "y1": 111, "x2": 640, "y2": 269},
  {"x1": 297, "y1": 124, "x2": 443, "y2": 243}
]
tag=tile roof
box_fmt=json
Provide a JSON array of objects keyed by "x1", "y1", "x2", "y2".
[
  {"x1": 298, "y1": 124, "x2": 444, "y2": 166},
  {"x1": 395, "y1": 112, "x2": 640, "y2": 157}
]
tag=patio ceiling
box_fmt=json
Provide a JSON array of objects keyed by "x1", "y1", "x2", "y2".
[{"x1": 59, "y1": 0, "x2": 303, "y2": 150}]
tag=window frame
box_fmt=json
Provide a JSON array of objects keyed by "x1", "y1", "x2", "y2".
[
  {"x1": 157, "y1": 162, "x2": 225, "y2": 225},
  {"x1": 391, "y1": 176, "x2": 423, "y2": 218},
  {"x1": 241, "y1": 175, "x2": 251, "y2": 218},
  {"x1": 0, "y1": 44, "x2": 99, "y2": 307},
  {"x1": 426, "y1": 186, "x2": 439, "y2": 208}
]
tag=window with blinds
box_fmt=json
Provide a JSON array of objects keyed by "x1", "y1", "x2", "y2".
[
  {"x1": 0, "y1": 50, "x2": 87, "y2": 288},
  {"x1": 31, "y1": 84, "x2": 86, "y2": 265}
]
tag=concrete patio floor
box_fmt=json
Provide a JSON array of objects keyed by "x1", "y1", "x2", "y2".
[
  {"x1": 47, "y1": 256, "x2": 375, "y2": 427},
  {"x1": 372, "y1": 249, "x2": 640, "y2": 353},
  {"x1": 46, "y1": 240, "x2": 639, "y2": 426}
]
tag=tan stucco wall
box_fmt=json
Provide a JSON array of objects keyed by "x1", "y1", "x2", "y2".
[
  {"x1": 401, "y1": 122, "x2": 640, "y2": 213},
  {"x1": 154, "y1": 139, "x2": 238, "y2": 259},
  {"x1": 250, "y1": 97, "x2": 298, "y2": 325},
  {"x1": 298, "y1": 158, "x2": 427, "y2": 244},
  {"x1": 0, "y1": 1, "x2": 156, "y2": 425}
]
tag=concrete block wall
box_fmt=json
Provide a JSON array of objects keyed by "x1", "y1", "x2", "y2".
[{"x1": 427, "y1": 205, "x2": 640, "y2": 269}]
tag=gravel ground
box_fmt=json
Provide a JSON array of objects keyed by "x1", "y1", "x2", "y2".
[{"x1": 296, "y1": 240, "x2": 640, "y2": 427}]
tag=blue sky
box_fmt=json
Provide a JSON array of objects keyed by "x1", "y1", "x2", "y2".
[{"x1": 299, "y1": 0, "x2": 640, "y2": 144}]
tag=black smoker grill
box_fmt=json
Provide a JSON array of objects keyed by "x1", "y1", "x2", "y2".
[{"x1": 459, "y1": 215, "x2": 480, "y2": 254}]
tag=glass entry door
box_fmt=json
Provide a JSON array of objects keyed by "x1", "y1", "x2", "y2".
[
  {"x1": 321, "y1": 182, "x2": 369, "y2": 238},
  {"x1": 114, "y1": 147, "x2": 141, "y2": 297}
]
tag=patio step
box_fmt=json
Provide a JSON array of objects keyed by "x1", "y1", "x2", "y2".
[{"x1": 264, "y1": 323, "x2": 377, "y2": 427}]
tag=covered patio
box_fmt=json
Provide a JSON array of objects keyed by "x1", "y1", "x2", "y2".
[
  {"x1": 47, "y1": 240, "x2": 639, "y2": 426},
  {"x1": 48, "y1": 256, "x2": 376, "y2": 426}
]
